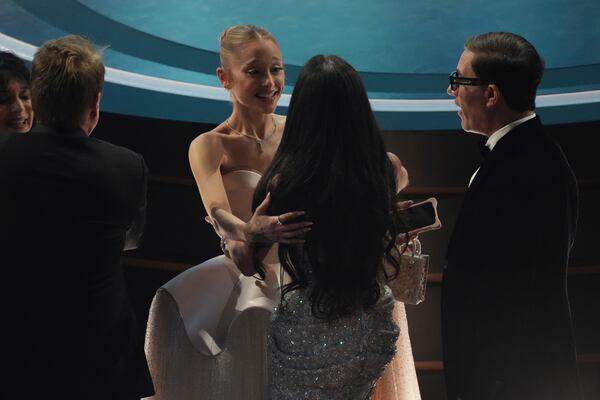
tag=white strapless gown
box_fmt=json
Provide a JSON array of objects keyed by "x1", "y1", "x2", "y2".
[
  {"x1": 372, "y1": 302, "x2": 422, "y2": 400},
  {"x1": 144, "y1": 169, "x2": 421, "y2": 399},
  {"x1": 144, "y1": 170, "x2": 281, "y2": 400}
]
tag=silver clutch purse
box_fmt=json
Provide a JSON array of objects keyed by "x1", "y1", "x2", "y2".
[{"x1": 385, "y1": 238, "x2": 429, "y2": 305}]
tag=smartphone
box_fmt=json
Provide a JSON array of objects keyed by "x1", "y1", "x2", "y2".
[{"x1": 394, "y1": 197, "x2": 442, "y2": 235}]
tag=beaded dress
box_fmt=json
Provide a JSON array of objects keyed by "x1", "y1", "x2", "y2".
[{"x1": 270, "y1": 281, "x2": 399, "y2": 399}]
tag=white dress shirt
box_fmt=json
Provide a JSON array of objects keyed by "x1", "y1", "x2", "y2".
[{"x1": 468, "y1": 113, "x2": 537, "y2": 187}]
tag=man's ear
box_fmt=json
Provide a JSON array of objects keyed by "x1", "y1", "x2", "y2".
[
  {"x1": 485, "y1": 84, "x2": 501, "y2": 108},
  {"x1": 85, "y1": 91, "x2": 102, "y2": 136},
  {"x1": 217, "y1": 67, "x2": 230, "y2": 89},
  {"x1": 91, "y1": 91, "x2": 101, "y2": 118}
]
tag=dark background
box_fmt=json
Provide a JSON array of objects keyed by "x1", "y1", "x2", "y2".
[{"x1": 93, "y1": 112, "x2": 600, "y2": 400}]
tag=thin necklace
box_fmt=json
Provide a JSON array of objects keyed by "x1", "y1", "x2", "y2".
[{"x1": 225, "y1": 115, "x2": 277, "y2": 153}]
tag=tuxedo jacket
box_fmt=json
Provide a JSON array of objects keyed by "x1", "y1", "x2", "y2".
[
  {"x1": 442, "y1": 117, "x2": 582, "y2": 400},
  {"x1": 0, "y1": 125, "x2": 153, "y2": 399}
]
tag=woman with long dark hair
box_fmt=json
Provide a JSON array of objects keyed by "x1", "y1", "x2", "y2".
[{"x1": 252, "y1": 54, "x2": 408, "y2": 399}]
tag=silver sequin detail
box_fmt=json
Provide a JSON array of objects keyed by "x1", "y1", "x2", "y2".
[{"x1": 269, "y1": 285, "x2": 399, "y2": 399}]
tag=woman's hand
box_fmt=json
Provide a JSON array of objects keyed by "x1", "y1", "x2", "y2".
[
  {"x1": 394, "y1": 200, "x2": 418, "y2": 246},
  {"x1": 245, "y1": 192, "x2": 312, "y2": 243},
  {"x1": 226, "y1": 239, "x2": 256, "y2": 276},
  {"x1": 396, "y1": 199, "x2": 413, "y2": 211}
]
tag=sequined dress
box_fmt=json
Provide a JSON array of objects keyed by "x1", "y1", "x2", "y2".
[{"x1": 270, "y1": 283, "x2": 399, "y2": 399}]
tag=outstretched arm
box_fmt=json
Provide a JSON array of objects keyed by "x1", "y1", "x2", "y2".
[
  {"x1": 189, "y1": 133, "x2": 246, "y2": 240},
  {"x1": 189, "y1": 133, "x2": 310, "y2": 243},
  {"x1": 188, "y1": 132, "x2": 310, "y2": 274},
  {"x1": 188, "y1": 133, "x2": 257, "y2": 274}
]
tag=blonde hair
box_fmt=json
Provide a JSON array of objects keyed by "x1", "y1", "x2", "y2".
[
  {"x1": 219, "y1": 25, "x2": 278, "y2": 69},
  {"x1": 31, "y1": 35, "x2": 105, "y2": 130}
]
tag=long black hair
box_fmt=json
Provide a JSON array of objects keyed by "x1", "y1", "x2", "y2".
[{"x1": 252, "y1": 55, "x2": 400, "y2": 319}]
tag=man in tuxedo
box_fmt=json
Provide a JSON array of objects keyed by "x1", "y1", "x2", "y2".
[
  {"x1": 442, "y1": 32, "x2": 581, "y2": 400},
  {"x1": 0, "y1": 35, "x2": 153, "y2": 398}
]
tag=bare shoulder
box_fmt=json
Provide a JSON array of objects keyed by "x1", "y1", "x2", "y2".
[
  {"x1": 189, "y1": 127, "x2": 226, "y2": 156},
  {"x1": 188, "y1": 127, "x2": 227, "y2": 169},
  {"x1": 387, "y1": 152, "x2": 403, "y2": 171},
  {"x1": 272, "y1": 113, "x2": 286, "y2": 136},
  {"x1": 387, "y1": 152, "x2": 409, "y2": 191},
  {"x1": 273, "y1": 113, "x2": 286, "y2": 126}
]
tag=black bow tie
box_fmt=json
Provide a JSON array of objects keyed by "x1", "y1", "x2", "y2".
[{"x1": 478, "y1": 141, "x2": 491, "y2": 160}]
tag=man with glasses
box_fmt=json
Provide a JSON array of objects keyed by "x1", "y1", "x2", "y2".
[{"x1": 442, "y1": 32, "x2": 582, "y2": 400}]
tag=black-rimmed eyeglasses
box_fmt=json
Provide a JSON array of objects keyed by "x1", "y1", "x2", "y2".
[{"x1": 448, "y1": 71, "x2": 486, "y2": 91}]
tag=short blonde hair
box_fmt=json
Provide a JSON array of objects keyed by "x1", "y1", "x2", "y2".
[
  {"x1": 219, "y1": 24, "x2": 278, "y2": 69},
  {"x1": 31, "y1": 35, "x2": 105, "y2": 130}
]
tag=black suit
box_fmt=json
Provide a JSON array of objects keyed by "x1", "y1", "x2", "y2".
[
  {"x1": 0, "y1": 125, "x2": 154, "y2": 399},
  {"x1": 442, "y1": 117, "x2": 582, "y2": 400}
]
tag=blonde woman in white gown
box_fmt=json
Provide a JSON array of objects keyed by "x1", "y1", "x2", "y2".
[
  {"x1": 144, "y1": 25, "x2": 309, "y2": 400},
  {"x1": 144, "y1": 24, "x2": 421, "y2": 400}
]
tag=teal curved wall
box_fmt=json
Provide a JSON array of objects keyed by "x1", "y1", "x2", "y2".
[{"x1": 1, "y1": 0, "x2": 599, "y2": 129}]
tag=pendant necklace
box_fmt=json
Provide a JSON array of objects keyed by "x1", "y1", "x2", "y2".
[{"x1": 225, "y1": 115, "x2": 277, "y2": 153}]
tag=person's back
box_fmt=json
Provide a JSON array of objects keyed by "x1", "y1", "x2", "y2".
[
  {"x1": 0, "y1": 35, "x2": 152, "y2": 399},
  {"x1": 270, "y1": 277, "x2": 398, "y2": 399},
  {"x1": 1, "y1": 129, "x2": 147, "y2": 396},
  {"x1": 252, "y1": 55, "x2": 403, "y2": 399}
]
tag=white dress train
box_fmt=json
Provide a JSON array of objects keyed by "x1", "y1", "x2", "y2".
[
  {"x1": 144, "y1": 170, "x2": 281, "y2": 399},
  {"x1": 372, "y1": 301, "x2": 422, "y2": 400}
]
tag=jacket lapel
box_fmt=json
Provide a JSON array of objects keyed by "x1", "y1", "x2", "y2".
[{"x1": 466, "y1": 116, "x2": 542, "y2": 196}]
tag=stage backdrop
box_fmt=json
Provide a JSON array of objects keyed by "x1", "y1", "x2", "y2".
[{"x1": 1, "y1": 0, "x2": 599, "y2": 130}]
